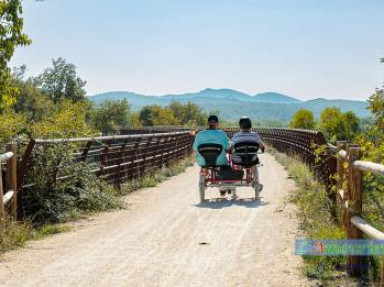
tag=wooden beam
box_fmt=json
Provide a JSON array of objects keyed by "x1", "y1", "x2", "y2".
[
  {"x1": 7, "y1": 144, "x2": 17, "y2": 219},
  {"x1": 353, "y1": 161, "x2": 384, "y2": 177},
  {"x1": 351, "y1": 216, "x2": 384, "y2": 240},
  {"x1": 3, "y1": 190, "x2": 14, "y2": 205}
]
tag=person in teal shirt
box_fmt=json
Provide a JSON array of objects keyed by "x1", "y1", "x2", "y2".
[{"x1": 193, "y1": 115, "x2": 230, "y2": 166}]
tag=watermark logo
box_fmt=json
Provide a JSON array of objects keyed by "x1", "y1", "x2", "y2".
[{"x1": 295, "y1": 239, "x2": 384, "y2": 256}]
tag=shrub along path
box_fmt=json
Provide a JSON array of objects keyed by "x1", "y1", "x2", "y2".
[{"x1": 0, "y1": 153, "x2": 315, "y2": 287}]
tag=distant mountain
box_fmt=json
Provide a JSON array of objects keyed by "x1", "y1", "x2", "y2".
[
  {"x1": 88, "y1": 89, "x2": 370, "y2": 121},
  {"x1": 161, "y1": 88, "x2": 253, "y2": 102},
  {"x1": 253, "y1": 92, "x2": 302, "y2": 104},
  {"x1": 301, "y1": 98, "x2": 369, "y2": 116}
]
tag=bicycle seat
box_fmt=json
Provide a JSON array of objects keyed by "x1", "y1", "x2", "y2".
[
  {"x1": 197, "y1": 143, "x2": 223, "y2": 167},
  {"x1": 232, "y1": 141, "x2": 260, "y2": 167}
]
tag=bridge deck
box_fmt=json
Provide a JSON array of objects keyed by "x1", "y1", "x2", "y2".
[{"x1": 0, "y1": 153, "x2": 314, "y2": 287}]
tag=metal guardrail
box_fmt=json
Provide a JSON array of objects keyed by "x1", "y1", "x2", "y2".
[
  {"x1": 18, "y1": 131, "x2": 194, "y2": 201},
  {"x1": 121, "y1": 126, "x2": 337, "y2": 188}
]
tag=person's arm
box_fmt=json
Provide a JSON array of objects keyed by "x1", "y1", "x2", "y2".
[
  {"x1": 253, "y1": 132, "x2": 265, "y2": 153},
  {"x1": 192, "y1": 133, "x2": 200, "y2": 152},
  {"x1": 222, "y1": 132, "x2": 231, "y2": 153}
]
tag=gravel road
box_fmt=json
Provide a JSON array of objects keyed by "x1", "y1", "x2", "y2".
[{"x1": 0, "y1": 153, "x2": 316, "y2": 287}]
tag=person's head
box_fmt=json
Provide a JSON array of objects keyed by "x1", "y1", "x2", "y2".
[
  {"x1": 239, "y1": 116, "x2": 252, "y2": 131},
  {"x1": 208, "y1": 115, "x2": 219, "y2": 129}
]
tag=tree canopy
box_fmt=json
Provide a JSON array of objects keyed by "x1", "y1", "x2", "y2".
[
  {"x1": 0, "y1": 0, "x2": 31, "y2": 108},
  {"x1": 319, "y1": 107, "x2": 360, "y2": 143},
  {"x1": 289, "y1": 109, "x2": 316, "y2": 130},
  {"x1": 139, "y1": 102, "x2": 207, "y2": 126},
  {"x1": 38, "y1": 57, "x2": 87, "y2": 103},
  {"x1": 90, "y1": 99, "x2": 134, "y2": 135}
]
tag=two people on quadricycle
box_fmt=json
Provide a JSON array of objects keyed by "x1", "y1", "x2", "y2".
[{"x1": 193, "y1": 115, "x2": 265, "y2": 203}]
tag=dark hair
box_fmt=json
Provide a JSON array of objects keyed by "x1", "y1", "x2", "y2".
[
  {"x1": 239, "y1": 117, "x2": 252, "y2": 129},
  {"x1": 208, "y1": 115, "x2": 219, "y2": 123}
]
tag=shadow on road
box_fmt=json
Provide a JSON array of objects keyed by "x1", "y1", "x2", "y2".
[{"x1": 193, "y1": 197, "x2": 269, "y2": 209}]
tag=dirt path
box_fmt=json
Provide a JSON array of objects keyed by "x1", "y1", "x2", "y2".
[{"x1": 0, "y1": 153, "x2": 315, "y2": 287}]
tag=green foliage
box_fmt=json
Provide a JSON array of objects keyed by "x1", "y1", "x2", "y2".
[
  {"x1": 0, "y1": 219, "x2": 72, "y2": 252},
  {"x1": 319, "y1": 107, "x2": 360, "y2": 144},
  {"x1": 271, "y1": 149, "x2": 347, "y2": 282},
  {"x1": 0, "y1": 0, "x2": 31, "y2": 108},
  {"x1": 289, "y1": 109, "x2": 316, "y2": 129},
  {"x1": 31, "y1": 100, "x2": 96, "y2": 138},
  {"x1": 12, "y1": 68, "x2": 54, "y2": 122},
  {"x1": 169, "y1": 101, "x2": 206, "y2": 126},
  {"x1": 0, "y1": 219, "x2": 31, "y2": 252},
  {"x1": 139, "y1": 102, "x2": 207, "y2": 126},
  {"x1": 356, "y1": 72, "x2": 384, "y2": 280},
  {"x1": 139, "y1": 105, "x2": 178, "y2": 126},
  {"x1": 0, "y1": 109, "x2": 26, "y2": 148},
  {"x1": 34, "y1": 224, "x2": 71, "y2": 238},
  {"x1": 38, "y1": 57, "x2": 87, "y2": 103},
  {"x1": 121, "y1": 156, "x2": 194, "y2": 194},
  {"x1": 22, "y1": 142, "x2": 123, "y2": 224},
  {"x1": 90, "y1": 99, "x2": 134, "y2": 134}
]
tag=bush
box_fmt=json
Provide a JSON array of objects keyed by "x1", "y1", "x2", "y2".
[
  {"x1": 271, "y1": 149, "x2": 347, "y2": 281},
  {"x1": 289, "y1": 109, "x2": 316, "y2": 130},
  {"x1": 22, "y1": 142, "x2": 123, "y2": 224}
]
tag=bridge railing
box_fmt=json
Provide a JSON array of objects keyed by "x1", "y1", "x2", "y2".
[
  {"x1": 121, "y1": 126, "x2": 337, "y2": 188},
  {"x1": 16, "y1": 131, "x2": 194, "y2": 217},
  {"x1": 0, "y1": 144, "x2": 18, "y2": 230},
  {"x1": 333, "y1": 142, "x2": 384, "y2": 279}
]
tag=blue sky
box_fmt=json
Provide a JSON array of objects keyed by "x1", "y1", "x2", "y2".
[{"x1": 11, "y1": 0, "x2": 384, "y2": 100}]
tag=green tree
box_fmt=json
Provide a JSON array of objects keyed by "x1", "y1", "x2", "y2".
[
  {"x1": 289, "y1": 109, "x2": 316, "y2": 129},
  {"x1": 139, "y1": 105, "x2": 178, "y2": 126},
  {"x1": 319, "y1": 107, "x2": 360, "y2": 143},
  {"x1": 31, "y1": 100, "x2": 96, "y2": 138},
  {"x1": 90, "y1": 99, "x2": 133, "y2": 135},
  {"x1": 169, "y1": 101, "x2": 206, "y2": 126},
  {"x1": 0, "y1": 0, "x2": 31, "y2": 108},
  {"x1": 342, "y1": 111, "x2": 360, "y2": 140},
  {"x1": 12, "y1": 66, "x2": 54, "y2": 121},
  {"x1": 38, "y1": 57, "x2": 87, "y2": 103}
]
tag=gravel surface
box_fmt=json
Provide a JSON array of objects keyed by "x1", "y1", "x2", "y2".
[{"x1": 0, "y1": 153, "x2": 317, "y2": 287}]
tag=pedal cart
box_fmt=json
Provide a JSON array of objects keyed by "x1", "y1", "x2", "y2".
[{"x1": 197, "y1": 141, "x2": 263, "y2": 203}]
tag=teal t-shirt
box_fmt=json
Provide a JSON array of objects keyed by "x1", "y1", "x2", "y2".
[{"x1": 193, "y1": 129, "x2": 230, "y2": 166}]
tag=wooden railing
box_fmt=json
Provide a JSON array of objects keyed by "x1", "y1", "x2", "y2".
[
  {"x1": 333, "y1": 141, "x2": 384, "y2": 280},
  {"x1": 0, "y1": 144, "x2": 18, "y2": 230}
]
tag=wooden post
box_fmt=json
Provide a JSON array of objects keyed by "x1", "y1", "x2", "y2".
[
  {"x1": 381, "y1": 257, "x2": 384, "y2": 287},
  {"x1": 0, "y1": 160, "x2": 5, "y2": 233},
  {"x1": 7, "y1": 144, "x2": 17, "y2": 219},
  {"x1": 346, "y1": 144, "x2": 365, "y2": 276}
]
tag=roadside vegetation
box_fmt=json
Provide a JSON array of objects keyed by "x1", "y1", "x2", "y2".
[
  {"x1": 279, "y1": 60, "x2": 384, "y2": 285},
  {"x1": 270, "y1": 149, "x2": 380, "y2": 286},
  {"x1": 0, "y1": 154, "x2": 194, "y2": 253}
]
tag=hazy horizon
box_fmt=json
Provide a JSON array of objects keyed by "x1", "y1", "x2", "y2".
[
  {"x1": 11, "y1": 0, "x2": 384, "y2": 101},
  {"x1": 88, "y1": 88, "x2": 368, "y2": 102}
]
